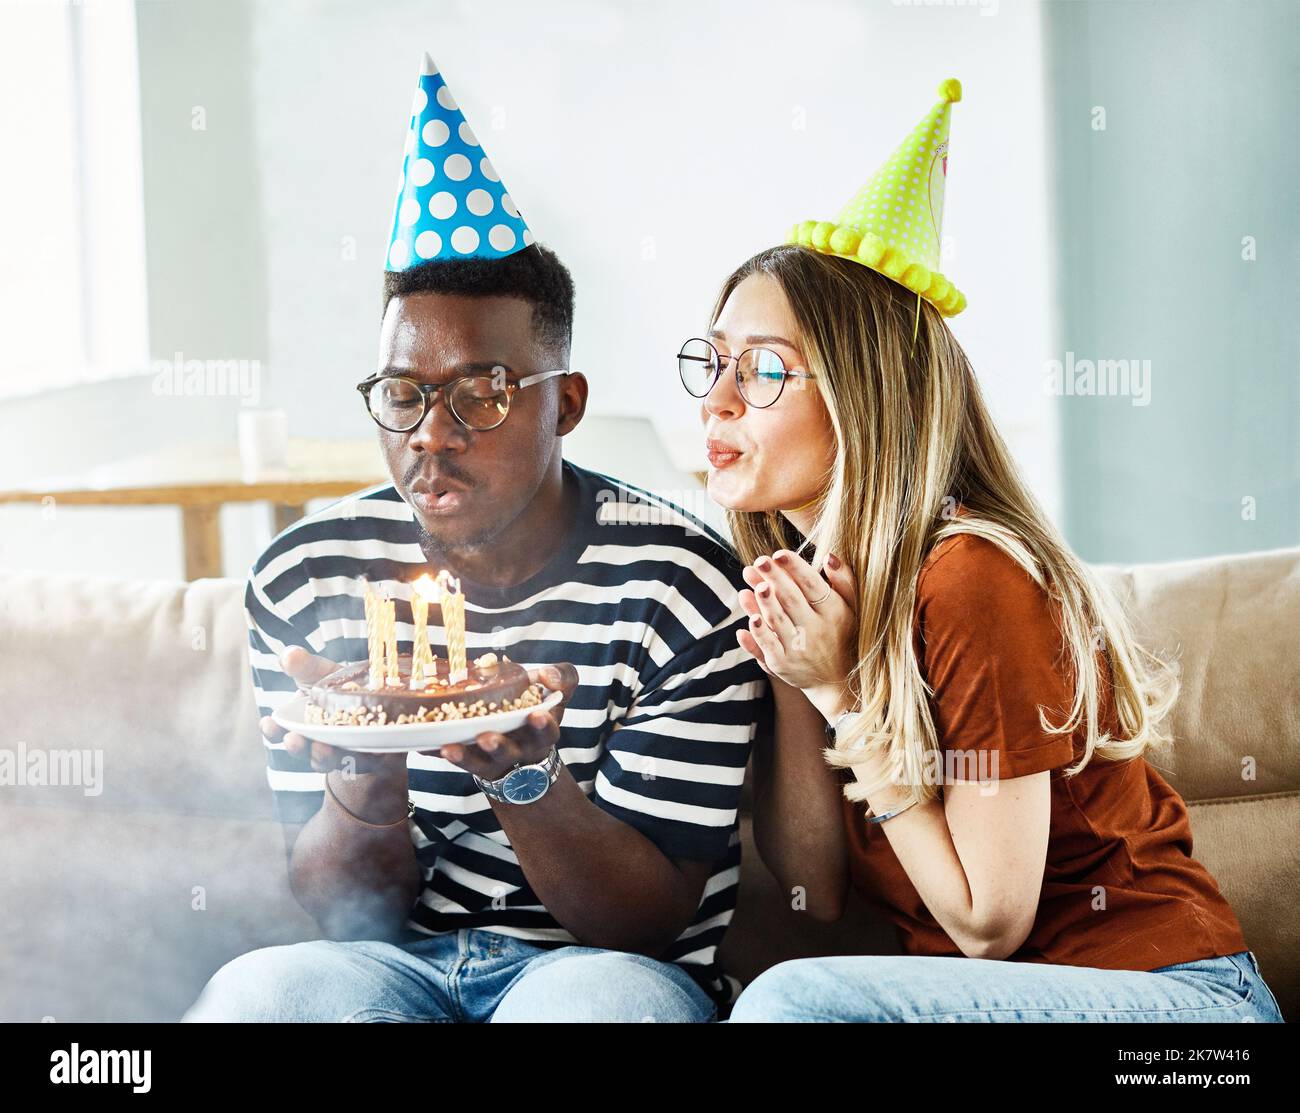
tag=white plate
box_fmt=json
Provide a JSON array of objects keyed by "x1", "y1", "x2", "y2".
[{"x1": 271, "y1": 689, "x2": 564, "y2": 753}]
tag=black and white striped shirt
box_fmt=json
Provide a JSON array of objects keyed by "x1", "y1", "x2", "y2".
[{"x1": 245, "y1": 459, "x2": 768, "y2": 999}]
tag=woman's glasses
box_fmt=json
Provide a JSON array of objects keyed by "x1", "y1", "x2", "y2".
[
  {"x1": 676, "y1": 337, "x2": 813, "y2": 408},
  {"x1": 357, "y1": 368, "x2": 568, "y2": 433}
]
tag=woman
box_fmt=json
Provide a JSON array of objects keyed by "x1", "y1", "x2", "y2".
[
  {"x1": 677, "y1": 82, "x2": 1283, "y2": 1023},
  {"x1": 685, "y1": 244, "x2": 1284, "y2": 1023}
]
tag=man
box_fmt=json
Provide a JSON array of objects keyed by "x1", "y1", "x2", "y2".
[{"x1": 182, "y1": 53, "x2": 766, "y2": 1023}]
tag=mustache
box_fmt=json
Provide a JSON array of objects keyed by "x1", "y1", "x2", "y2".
[{"x1": 403, "y1": 456, "x2": 475, "y2": 488}]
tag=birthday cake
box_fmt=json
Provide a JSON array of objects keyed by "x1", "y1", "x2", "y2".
[{"x1": 306, "y1": 651, "x2": 544, "y2": 727}]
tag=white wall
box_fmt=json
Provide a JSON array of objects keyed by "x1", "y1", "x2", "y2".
[{"x1": 1, "y1": 0, "x2": 1058, "y2": 580}]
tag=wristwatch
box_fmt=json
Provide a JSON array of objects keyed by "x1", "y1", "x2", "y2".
[
  {"x1": 472, "y1": 746, "x2": 563, "y2": 805},
  {"x1": 824, "y1": 709, "x2": 865, "y2": 749}
]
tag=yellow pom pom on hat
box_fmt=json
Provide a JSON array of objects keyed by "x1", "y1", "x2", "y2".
[{"x1": 789, "y1": 78, "x2": 967, "y2": 317}]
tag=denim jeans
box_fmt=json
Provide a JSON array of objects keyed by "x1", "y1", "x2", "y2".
[
  {"x1": 728, "y1": 949, "x2": 1285, "y2": 1022},
  {"x1": 181, "y1": 929, "x2": 717, "y2": 1023}
]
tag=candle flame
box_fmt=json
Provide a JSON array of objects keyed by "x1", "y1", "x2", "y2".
[{"x1": 413, "y1": 569, "x2": 461, "y2": 602}]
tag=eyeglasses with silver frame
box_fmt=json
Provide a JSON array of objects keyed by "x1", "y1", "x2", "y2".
[{"x1": 676, "y1": 337, "x2": 813, "y2": 408}]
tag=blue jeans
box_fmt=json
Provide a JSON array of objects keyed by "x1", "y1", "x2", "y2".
[
  {"x1": 729, "y1": 950, "x2": 1285, "y2": 1022},
  {"x1": 180, "y1": 929, "x2": 716, "y2": 1023}
]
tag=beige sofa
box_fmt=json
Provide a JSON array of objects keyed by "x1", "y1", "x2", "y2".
[{"x1": 1, "y1": 546, "x2": 1296, "y2": 1022}]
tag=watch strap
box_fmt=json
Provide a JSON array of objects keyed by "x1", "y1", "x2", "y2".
[{"x1": 824, "y1": 709, "x2": 862, "y2": 746}]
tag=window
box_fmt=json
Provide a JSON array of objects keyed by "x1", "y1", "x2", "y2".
[{"x1": 0, "y1": 0, "x2": 149, "y2": 399}]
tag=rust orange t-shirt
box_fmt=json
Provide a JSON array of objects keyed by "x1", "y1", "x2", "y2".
[{"x1": 842, "y1": 532, "x2": 1248, "y2": 972}]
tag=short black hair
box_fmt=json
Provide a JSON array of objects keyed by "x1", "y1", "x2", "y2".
[{"x1": 382, "y1": 243, "x2": 574, "y2": 359}]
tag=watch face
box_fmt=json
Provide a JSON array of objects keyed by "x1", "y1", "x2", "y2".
[{"x1": 502, "y1": 765, "x2": 551, "y2": 804}]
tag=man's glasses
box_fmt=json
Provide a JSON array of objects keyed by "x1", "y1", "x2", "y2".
[
  {"x1": 357, "y1": 368, "x2": 569, "y2": 433},
  {"x1": 676, "y1": 337, "x2": 814, "y2": 408}
]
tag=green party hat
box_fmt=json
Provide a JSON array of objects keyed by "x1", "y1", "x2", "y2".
[{"x1": 790, "y1": 78, "x2": 966, "y2": 316}]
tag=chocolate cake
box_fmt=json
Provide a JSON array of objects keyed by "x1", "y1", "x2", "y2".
[{"x1": 305, "y1": 652, "x2": 545, "y2": 727}]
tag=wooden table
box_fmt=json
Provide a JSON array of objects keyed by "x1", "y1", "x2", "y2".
[{"x1": 0, "y1": 438, "x2": 389, "y2": 580}]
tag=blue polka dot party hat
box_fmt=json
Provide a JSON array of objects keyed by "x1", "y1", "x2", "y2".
[
  {"x1": 385, "y1": 52, "x2": 534, "y2": 270},
  {"x1": 789, "y1": 78, "x2": 966, "y2": 316}
]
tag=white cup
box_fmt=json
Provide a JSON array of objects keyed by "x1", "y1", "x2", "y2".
[{"x1": 238, "y1": 409, "x2": 289, "y2": 482}]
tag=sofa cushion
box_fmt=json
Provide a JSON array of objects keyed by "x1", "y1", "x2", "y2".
[
  {"x1": 1092, "y1": 547, "x2": 1300, "y2": 801},
  {"x1": 1184, "y1": 794, "x2": 1299, "y2": 1021},
  {"x1": 1, "y1": 546, "x2": 1295, "y2": 1022},
  {"x1": 0, "y1": 804, "x2": 317, "y2": 1022},
  {"x1": 0, "y1": 572, "x2": 267, "y2": 821}
]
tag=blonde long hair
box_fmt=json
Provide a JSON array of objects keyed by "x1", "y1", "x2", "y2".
[{"x1": 714, "y1": 245, "x2": 1178, "y2": 803}]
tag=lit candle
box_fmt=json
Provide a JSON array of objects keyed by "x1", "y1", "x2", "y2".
[{"x1": 409, "y1": 575, "x2": 437, "y2": 689}]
